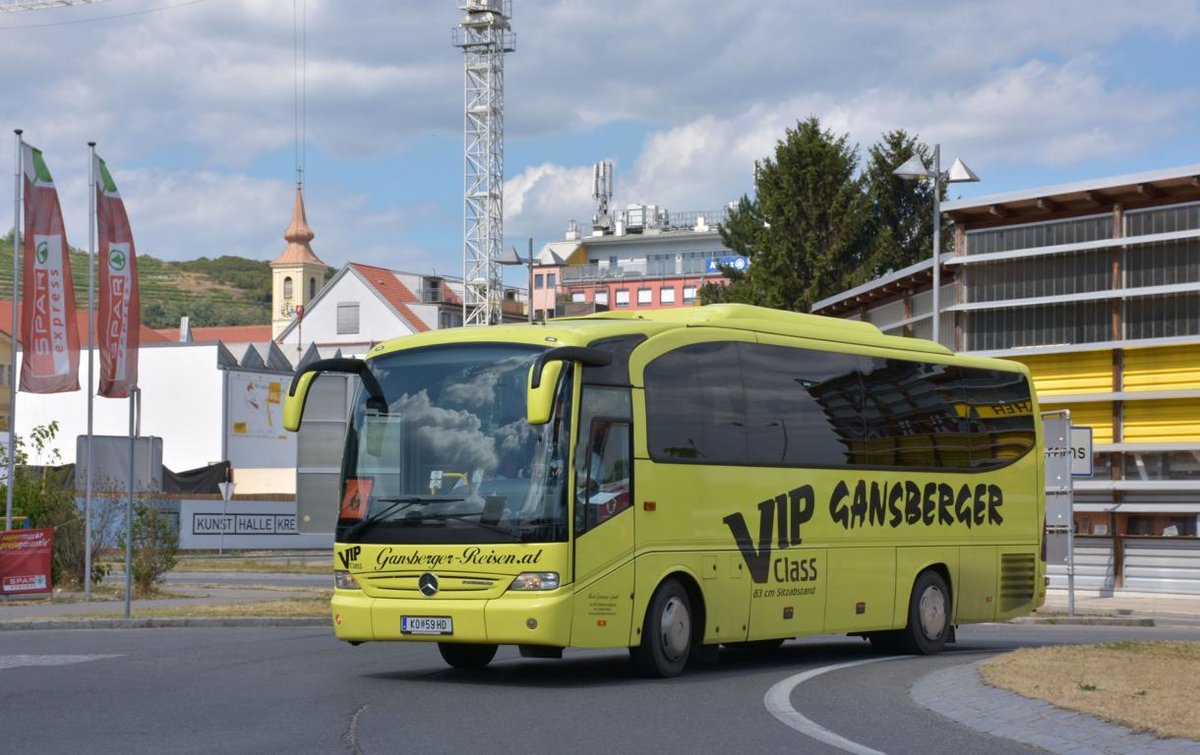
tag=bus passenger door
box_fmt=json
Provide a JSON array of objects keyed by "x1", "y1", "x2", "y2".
[{"x1": 570, "y1": 418, "x2": 636, "y2": 647}]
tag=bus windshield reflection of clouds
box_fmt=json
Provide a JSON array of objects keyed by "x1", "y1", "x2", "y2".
[{"x1": 345, "y1": 344, "x2": 570, "y2": 544}]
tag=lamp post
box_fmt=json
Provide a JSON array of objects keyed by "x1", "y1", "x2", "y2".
[
  {"x1": 893, "y1": 144, "x2": 979, "y2": 347},
  {"x1": 500, "y1": 238, "x2": 535, "y2": 324}
]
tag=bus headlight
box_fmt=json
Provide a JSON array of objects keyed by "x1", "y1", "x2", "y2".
[
  {"x1": 334, "y1": 570, "x2": 360, "y2": 590},
  {"x1": 509, "y1": 572, "x2": 559, "y2": 591}
]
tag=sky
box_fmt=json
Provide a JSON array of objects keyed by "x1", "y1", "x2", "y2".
[{"x1": 0, "y1": 0, "x2": 1197, "y2": 288}]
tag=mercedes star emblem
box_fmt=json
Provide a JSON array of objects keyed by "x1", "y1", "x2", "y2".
[{"x1": 418, "y1": 572, "x2": 439, "y2": 597}]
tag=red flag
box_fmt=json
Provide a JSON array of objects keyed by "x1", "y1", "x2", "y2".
[
  {"x1": 94, "y1": 154, "x2": 140, "y2": 397},
  {"x1": 19, "y1": 143, "x2": 80, "y2": 393}
]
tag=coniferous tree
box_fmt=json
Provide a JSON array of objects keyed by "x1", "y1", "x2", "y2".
[
  {"x1": 859, "y1": 130, "x2": 949, "y2": 284},
  {"x1": 704, "y1": 117, "x2": 872, "y2": 311}
]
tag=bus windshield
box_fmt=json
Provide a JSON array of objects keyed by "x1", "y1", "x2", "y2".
[{"x1": 338, "y1": 343, "x2": 571, "y2": 545}]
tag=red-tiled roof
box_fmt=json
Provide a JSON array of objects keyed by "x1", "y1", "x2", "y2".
[
  {"x1": 440, "y1": 282, "x2": 462, "y2": 305},
  {"x1": 349, "y1": 263, "x2": 429, "y2": 332},
  {"x1": 183, "y1": 324, "x2": 274, "y2": 344},
  {"x1": 0, "y1": 300, "x2": 174, "y2": 344}
]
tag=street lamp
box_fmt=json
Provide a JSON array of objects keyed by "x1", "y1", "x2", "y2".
[
  {"x1": 893, "y1": 144, "x2": 979, "y2": 347},
  {"x1": 499, "y1": 238, "x2": 535, "y2": 324}
]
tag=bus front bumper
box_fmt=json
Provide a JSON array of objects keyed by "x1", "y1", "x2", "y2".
[{"x1": 331, "y1": 589, "x2": 574, "y2": 646}]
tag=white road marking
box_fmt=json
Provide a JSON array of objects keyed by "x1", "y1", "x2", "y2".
[
  {"x1": 764, "y1": 656, "x2": 903, "y2": 755},
  {"x1": 0, "y1": 654, "x2": 122, "y2": 670}
]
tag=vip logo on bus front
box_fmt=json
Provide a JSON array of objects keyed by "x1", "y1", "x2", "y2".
[{"x1": 722, "y1": 480, "x2": 1005, "y2": 585}]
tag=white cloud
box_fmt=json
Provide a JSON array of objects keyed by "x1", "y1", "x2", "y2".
[
  {"x1": 503, "y1": 54, "x2": 1195, "y2": 243},
  {"x1": 0, "y1": 0, "x2": 1195, "y2": 281}
]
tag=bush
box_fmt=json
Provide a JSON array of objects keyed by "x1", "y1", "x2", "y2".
[
  {"x1": 118, "y1": 503, "x2": 179, "y2": 596},
  {"x1": 3, "y1": 422, "x2": 114, "y2": 589}
]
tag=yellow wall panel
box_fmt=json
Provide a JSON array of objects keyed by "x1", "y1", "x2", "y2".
[
  {"x1": 1123, "y1": 345, "x2": 1200, "y2": 392},
  {"x1": 1038, "y1": 401, "x2": 1113, "y2": 443},
  {"x1": 1124, "y1": 399, "x2": 1200, "y2": 444},
  {"x1": 1009, "y1": 351, "x2": 1112, "y2": 396}
]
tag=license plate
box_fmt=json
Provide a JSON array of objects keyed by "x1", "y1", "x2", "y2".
[{"x1": 401, "y1": 616, "x2": 453, "y2": 635}]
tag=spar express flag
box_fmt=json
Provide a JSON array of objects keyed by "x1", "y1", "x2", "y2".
[
  {"x1": 19, "y1": 143, "x2": 80, "y2": 393},
  {"x1": 94, "y1": 155, "x2": 140, "y2": 397}
]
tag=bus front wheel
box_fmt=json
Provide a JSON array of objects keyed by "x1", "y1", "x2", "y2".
[
  {"x1": 438, "y1": 642, "x2": 498, "y2": 670},
  {"x1": 631, "y1": 578, "x2": 692, "y2": 678},
  {"x1": 899, "y1": 570, "x2": 950, "y2": 655}
]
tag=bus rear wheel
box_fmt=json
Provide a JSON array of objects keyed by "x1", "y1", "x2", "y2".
[
  {"x1": 899, "y1": 570, "x2": 950, "y2": 655},
  {"x1": 631, "y1": 578, "x2": 693, "y2": 678},
  {"x1": 438, "y1": 642, "x2": 498, "y2": 670}
]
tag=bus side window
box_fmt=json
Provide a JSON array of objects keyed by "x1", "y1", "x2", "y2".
[{"x1": 576, "y1": 419, "x2": 632, "y2": 536}]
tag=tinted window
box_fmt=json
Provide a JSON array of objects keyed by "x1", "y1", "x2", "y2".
[
  {"x1": 584, "y1": 335, "x2": 645, "y2": 387},
  {"x1": 741, "y1": 344, "x2": 862, "y2": 466},
  {"x1": 645, "y1": 341, "x2": 747, "y2": 463},
  {"x1": 645, "y1": 342, "x2": 1035, "y2": 471}
]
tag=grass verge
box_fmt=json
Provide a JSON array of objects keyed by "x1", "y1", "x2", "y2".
[
  {"x1": 980, "y1": 641, "x2": 1200, "y2": 740},
  {"x1": 65, "y1": 596, "x2": 331, "y2": 620}
]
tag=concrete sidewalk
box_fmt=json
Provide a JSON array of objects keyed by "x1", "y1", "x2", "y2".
[
  {"x1": 0, "y1": 575, "x2": 330, "y2": 629},
  {"x1": 1033, "y1": 588, "x2": 1200, "y2": 626}
]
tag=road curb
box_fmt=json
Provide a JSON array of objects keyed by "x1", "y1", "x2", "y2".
[
  {"x1": 1014, "y1": 614, "x2": 1200, "y2": 628},
  {"x1": 0, "y1": 617, "x2": 330, "y2": 631}
]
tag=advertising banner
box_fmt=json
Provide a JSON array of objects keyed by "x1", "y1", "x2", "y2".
[
  {"x1": 94, "y1": 154, "x2": 141, "y2": 398},
  {"x1": 0, "y1": 528, "x2": 55, "y2": 595},
  {"x1": 19, "y1": 143, "x2": 80, "y2": 394}
]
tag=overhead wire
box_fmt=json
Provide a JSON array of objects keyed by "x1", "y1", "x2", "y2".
[{"x1": 0, "y1": 0, "x2": 206, "y2": 30}]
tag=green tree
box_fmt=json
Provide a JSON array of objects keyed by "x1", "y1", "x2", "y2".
[
  {"x1": 118, "y1": 503, "x2": 179, "y2": 596},
  {"x1": 859, "y1": 129, "x2": 949, "y2": 283},
  {"x1": 704, "y1": 117, "x2": 873, "y2": 311},
  {"x1": 3, "y1": 422, "x2": 113, "y2": 588}
]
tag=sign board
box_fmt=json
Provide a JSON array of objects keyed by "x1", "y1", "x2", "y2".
[
  {"x1": 179, "y1": 500, "x2": 331, "y2": 549},
  {"x1": 1043, "y1": 416, "x2": 1071, "y2": 491},
  {"x1": 75, "y1": 435, "x2": 163, "y2": 493},
  {"x1": 1043, "y1": 416, "x2": 1073, "y2": 525},
  {"x1": 1070, "y1": 426, "x2": 1093, "y2": 478},
  {"x1": 224, "y1": 369, "x2": 297, "y2": 469},
  {"x1": 0, "y1": 528, "x2": 54, "y2": 595},
  {"x1": 705, "y1": 256, "x2": 749, "y2": 273}
]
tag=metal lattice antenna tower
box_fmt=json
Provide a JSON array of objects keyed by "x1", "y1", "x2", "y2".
[
  {"x1": 453, "y1": 0, "x2": 515, "y2": 326},
  {"x1": 0, "y1": 0, "x2": 108, "y2": 11}
]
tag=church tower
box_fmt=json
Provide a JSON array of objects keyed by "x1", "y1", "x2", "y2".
[{"x1": 271, "y1": 186, "x2": 327, "y2": 339}]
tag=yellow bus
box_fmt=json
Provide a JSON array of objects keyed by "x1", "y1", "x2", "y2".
[{"x1": 284, "y1": 304, "x2": 1045, "y2": 677}]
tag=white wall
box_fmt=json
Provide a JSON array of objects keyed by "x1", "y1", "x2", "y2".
[
  {"x1": 16, "y1": 343, "x2": 225, "y2": 472},
  {"x1": 277, "y1": 271, "x2": 416, "y2": 351}
]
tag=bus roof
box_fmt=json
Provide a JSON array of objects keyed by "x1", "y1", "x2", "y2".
[{"x1": 367, "y1": 304, "x2": 959, "y2": 361}]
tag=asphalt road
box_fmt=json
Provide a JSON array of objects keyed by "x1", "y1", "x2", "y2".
[{"x1": 3, "y1": 623, "x2": 1199, "y2": 755}]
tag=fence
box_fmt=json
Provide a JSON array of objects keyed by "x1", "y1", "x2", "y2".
[{"x1": 1047, "y1": 534, "x2": 1200, "y2": 595}]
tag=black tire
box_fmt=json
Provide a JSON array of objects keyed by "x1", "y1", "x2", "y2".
[
  {"x1": 630, "y1": 578, "x2": 693, "y2": 678},
  {"x1": 438, "y1": 642, "x2": 498, "y2": 670},
  {"x1": 898, "y1": 570, "x2": 951, "y2": 655}
]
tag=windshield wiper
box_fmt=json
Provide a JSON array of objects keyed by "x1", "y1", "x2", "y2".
[{"x1": 342, "y1": 496, "x2": 465, "y2": 542}]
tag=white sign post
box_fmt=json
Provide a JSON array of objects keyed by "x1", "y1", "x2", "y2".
[
  {"x1": 1043, "y1": 411, "x2": 1075, "y2": 616},
  {"x1": 218, "y1": 481, "x2": 236, "y2": 557}
]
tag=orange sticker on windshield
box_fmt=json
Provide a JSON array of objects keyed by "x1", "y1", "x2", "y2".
[{"x1": 341, "y1": 478, "x2": 372, "y2": 520}]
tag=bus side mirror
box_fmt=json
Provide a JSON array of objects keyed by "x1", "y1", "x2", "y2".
[
  {"x1": 284, "y1": 370, "x2": 319, "y2": 432},
  {"x1": 284, "y1": 357, "x2": 385, "y2": 432},
  {"x1": 527, "y1": 361, "x2": 563, "y2": 426},
  {"x1": 526, "y1": 346, "x2": 613, "y2": 426}
]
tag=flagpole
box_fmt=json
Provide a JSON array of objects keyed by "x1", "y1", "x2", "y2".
[
  {"x1": 124, "y1": 385, "x2": 137, "y2": 618},
  {"x1": 6, "y1": 129, "x2": 22, "y2": 532},
  {"x1": 85, "y1": 142, "x2": 97, "y2": 600}
]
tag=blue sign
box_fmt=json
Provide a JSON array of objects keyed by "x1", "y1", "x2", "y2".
[{"x1": 706, "y1": 256, "x2": 749, "y2": 273}]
